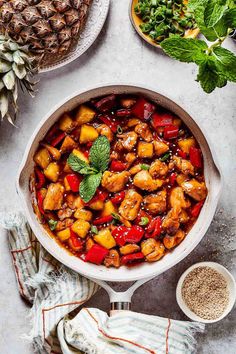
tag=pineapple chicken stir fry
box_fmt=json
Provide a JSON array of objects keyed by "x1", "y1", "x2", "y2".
[{"x1": 32, "y1": 94, "x2": 207, "y2": 268}]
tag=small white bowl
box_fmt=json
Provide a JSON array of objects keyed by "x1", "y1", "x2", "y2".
[{"x1": 176, "y1": 262, "x2": 236, "y2": 323}]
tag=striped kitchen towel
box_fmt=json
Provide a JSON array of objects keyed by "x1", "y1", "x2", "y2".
[{"x1": 0, "y1": 212, "x2": 205, "y2": 354}]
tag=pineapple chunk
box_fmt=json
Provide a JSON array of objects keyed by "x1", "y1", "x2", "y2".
[
  {"x1": 60, "y1": 136, "x2": 77, "y2": 154},
  {"x1": 79, "y1": 124, "x2": 99, "y2": 144},
  {"x1": 71, "y1": 219, "x2": 90, "y2": 238},
  {"x1": 137, "y1": 142, "x2": 153, "y2": 158},
  {"x1": 101, "y1": 201, "x2": 116, "y2": 217},
  {"x1": 72, "y1": 148, "x2": 89, "y2": 163},
  {"x1": 34, "y1": 148, "x2": 51, "y2": 169},
  {"x1": 57, "y1": 228, "x2": 71, "y2": 242},
  {"x1": 178, "y1": 138, "x2": 196, "y2": 154},
  {"x1": 89, "y1": 200, "x2": 104, "y2": 210},
  {"x1": 153, "y1": 140, "x2": 169, "y2": 156},
  {"x1": 44, "y1": 162, "x2": 60, "y2": 182},
  {"x1": 75, "y1": 105, "x2": 96, "y2": 125},
  {"x1": 59, "y1": 113, "x2": 75, "y2": 132},
  {"x1": 94, "y1": 228, "x2": 116, "y2": 249},
  {"x1": 74, "y1": 208, "x2": 93, "y2": 221},
  {"x1": 64, "y1": 176, "x2": 71, "y2": 191}
]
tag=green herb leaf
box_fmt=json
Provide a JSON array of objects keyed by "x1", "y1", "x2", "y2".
[
  {"x1": 67, "y1": 154, "x2": 97, "y2": 175},
  {"x1": 160, "y1": 152, "x2": 170, "y2": 161},
  {"x1": 197, "y1": 61, "x2": 219, "y2": 93},
  {"x1": 89, "y1": 136, "x2": 110, "y2": 172},
  {"x1": 139, "y1": 217, "x2": 149, "y2": 226},
  {"x1": 140, "y1": 164, "x2": 150, "y2": 170},
  {"x1": 225, "y1": 8, "x2": 236, "y2": 28},
  {"x1": 161, "y1": 38, "x2": 207, "y2": 64},
  {"x1": 213, "y1": 47, "x2": 236, "y2": 82},
  {"x1": 204, "y1": 0, "x2": 227, "y2": 28},
  {"x1": 91, "y1": 225, "x2": 98, "y2": 234},
  {"x1": 48, "y1": 219, "x2": 58, "y2": 231},
  {"x1": 216, "y1": 75, "x2": 227, "y2": 88},
  {"x1": 79, "y1": 172, "x2": 102, "y2": 203}
]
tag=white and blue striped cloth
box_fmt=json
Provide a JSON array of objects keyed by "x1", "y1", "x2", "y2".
[{"x1": 0, "y1": 213, "x2": 204, "y2": 354}]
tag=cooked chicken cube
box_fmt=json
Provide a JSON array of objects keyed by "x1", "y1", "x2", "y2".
[
  {"x1": 137, "y1": 142, "x2": 153, "y2": 158},
  {"x1": 129, "y1": 164, "x2": 142, "y2": 175},
  {"x1": 65, "y1": 194, "x2": 84, "y2": 209},
  {"x1": 55, "y1": 218, "x2": 74, "y2": 231},
  {"x1": 162, "y1": 207, "x2": 181, "y2": 235},
  {"x1": 120, "y1": 97, "x2": 136, "y2": 108},
  {"x1": 102, "y1": 171, "x2": 130, "y2": 192},
  {"x1": 173, "y1": 156, "x2": 194, "y2": 175},
  {"x1": 117, "y1": 131, "x2": 138, "y2": 151},
  {"x1": 181, "y1": 179, "x2": 207, "y2": 201},
  {"x1": 169, "y1": 187, "x2": 191, "y2": 209},
  {"x1": 96, "y1": 124, "x2": 113, "y2": 142},
  {"x1": 133, "y1": 170, "x2": 163, "y2": 192},
  {"x1": 153, "y1": 140, "x2": 169, "y2": 156},
  {"x1": 149, "y1": 159, "x2": 168, "y2": 178},
  {"x1": 120, "y1": 244, "x2": 140, "y2": 255},
  {"x1": 104, "y1": 249, "x2": 120, "y2": 268},
  {"x1": 125, "y1": 152, "x2": 136, "y2": 166},
  {"x1": 134, "y1": 123, "x2": 153, "y2": 142},
  {"x1": 144, "y1": 190, "x2": 167, "y2": 214},
  {"x1": 57, "y1": 207, "x2": 73, "y2": 220},
  {"x1": 176, "y1": 173, "x2": 188, "y2": 186},
  {"x1": 141, "y1": 239, "x2": 165, "y2": 262},
  {"x1": 119, "y1": 189, "x2": 143, "y2": 220},
  {"x1": 163, "y1": 230, "x2": 185, "y2": 249},
  {"x1": 127, "y1": 118, "x2": 141, "y2": 127},
  {"x1": 60, "y1": 136, "x2": 77, "y2": 154},
  {"x1": 179, "y1": 210, "x2": 189, "y2": 224},
  {"x1": 43, "y1": 183, "x2": 65, "y2": 211}
]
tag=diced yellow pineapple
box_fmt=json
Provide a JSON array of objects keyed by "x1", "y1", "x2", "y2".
[
  {"x1": 34, "y1": 148, "x2": 51, "y2": 169},
  {"x1": 153, "y1": 140, "x2": 169, "y2": 156},
  {"x1": 79, "y1": 124, "x2": 99, "y2": 144},
  {"x1": 101, "y1": 201, "x2": 116, "y2": 217},
  {"x1": 71, "y1": 220, "x2": 90, "y2": 238},
  {"x1": 75, "y1": 105, "x2": 96, "y2": 125},
  {"x1": 64, "y1": 176, "x2": 71, "y2": 191},
  {"x1": 89, "y1": 200, "x2": 104, "y2": 210},
  {"x1": 72, "y1": 148, "x2": 89, "y2": 163},
  {"x1": 178, "y1": 138, "x2": 196, "y2": 154},
  {"x1": 94, "y1": 228, "x2": 116, "y2": 249},
  {"x1": 60, "y1": 136, "x2": 77, "y2": 154},
  {"x1": 74, "y1": 196, "x2": 85, "y2": 209},
  {"x1": 44, "y1": 162, "x2": 60, "y2": 182},
  {"x1": 137, "y1": 142, "x2": 153, "y2": 158},
  {"x1": 59, "y1": 113, "x2": 75, "y2": 132},
  {"x1": 74, "y1": 208, "x2": 93, "y2": 221},
  {"x1": 57, "y1": 228, "x2": 71, "y2": 242}
]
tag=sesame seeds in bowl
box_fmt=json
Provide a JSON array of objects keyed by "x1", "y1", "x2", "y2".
[{"x1": 176, "y1": 262, "x2": 236, "y2": 323}]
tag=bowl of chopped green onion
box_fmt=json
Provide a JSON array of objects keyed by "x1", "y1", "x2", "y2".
[{"x1": 130, "y1": 0, "x2": 199, "y2": 48}]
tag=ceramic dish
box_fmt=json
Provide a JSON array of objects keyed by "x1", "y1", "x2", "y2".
[
  {"x1": 40, "y1": 0, "x2": 110, "y2": 73},
  {"x1": 176, "y1": 262, "x2": 236, "y2": 323},
  {"x1": 129, "y1": 0, "x2": 199, "y2": 48}
]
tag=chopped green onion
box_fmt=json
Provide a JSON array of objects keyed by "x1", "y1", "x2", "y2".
[
  {"x1": 112, "y1": 212, "x2": 121, "y2": 221},
  {"x1": 91, "y1": 225, "x2": 98, "y2": 234},
  {"x1": 117, "y1": 125, "x2": 123, "y2": 134},
  {"x1": 140, "y1": 163, "x2": 150, "y2": 170},
  {"x1": 160, "y1": 152, "x2": 170, "y2": 161},
  {"x1": 48, "y1": 219, "x2": 58, "y2": 231},
  {"x1": 139, "y1": 216, "x2": 149, "y2": 226}
]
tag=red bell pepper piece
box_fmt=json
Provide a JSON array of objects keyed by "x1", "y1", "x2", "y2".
[
  {"x1": 189, "y1": 147, "x2": 202, "y2": 168},
  {"x1": 85, "y1": 244, "x2": 109, "y2": 265},
  {"x1": 35, "y1": 167, "x2": 46, "y2": 189},
  {"x1": 177, "y1": 149, "x2": 187, "y2": 159},
  {"x1": 116, "y1": 109, "x2": 131, "y2": 117},
  {"x1": 87, "y1": 190, "x2": 108, "y2": 206},
  {"x1": 37, "y1": 190, "x2": 45, "y2": 215},
  {"x1": 110, "y1": 191, "x2": 126, "y2": 204},
  {"x1": 164, "y1": 125, "x2": 179, "y2": 140},
  {"x1": 51, "y1": 132, "x2": 66, "y2": 147},
  {"x1": 152, "y1": 112, "x2": 173, "y2": 128},
  {"x1": 110, "y1": 160, "x2": 127, "y2": 172},
  {"x1": 131, "y1": 98, "x2": 155, "y2": 120},
  {"x1": 69, "y1": 229, "x2": 83, "y2": 251},
  {"x1": 146, "y1": 217, "x2": 162, "y2": 238},
  {"x1": 170, "y1": 172, "x2": 177, "y2": 186},
  {"x1": 66, "y1": 174, "x2": 81, "y2": 192},
  {"x1": 121, "y1": 252, "x2": 145, "y2": 265},
  {"x1": 94, "y1": 94, "x2": 116, "y2": 112},
  {"x1": 111, "y1": 226, "x2": 128, "y2": 246},
  {"x1": 93, "y1": 215, "x2": 113, "y2": 225},
  {"x1": 99, "y1": 115, "x2": 119, "y2": 133},
  {"x1": 124, "y1": 225, "x2": 144, "y2": 243},
  {"x1": 191, "y1": 201, "x2": 204, "y2": 218}
]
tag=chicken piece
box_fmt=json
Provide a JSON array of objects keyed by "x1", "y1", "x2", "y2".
[
  {"x1": 179, "y1": 210, "x2": 189, "y2": 224},
  {"x1": 55, "y1": 218, "x2": 74, "y2": 231},
  {"x1": 127, "y1": 118, "x2": 141, "y2": 127},
  {"x1": 117, "y1": 131, "x2": 138, "y2": 151},
  {"x1": 134, "y1": 123, "x2": 153, "y2": 142},
  {"x1": 57, "y1": 207, "x2": 74, "y2": 220},
  {"x1": 162, "y1": 207, "x2": 181, "y2": 235},
  {"x1": 153, "y1": 140, "x2": 169, "y2": 156},
  {"x1": 133, "y1": 170, "x2": 163, "y2": 192},
  {"x1": 96, "y1": 124, "x2": 113, "y2": 142},
  {"x1": 125, "y1": 152, "x2": 136, "y2": 167},
  {"x1": 65, "y1": 194, "x2": 84, "y2": 209},
  {"x1": 144, "y1": 190, "x2": 167, "y2": 214},
  {"x1": 149, "y1": 159, "x2": 168, "y2": 178},
  {"x1": 119, "y1": 189, "x2": 143, "y2": 221},
  {"x1": 110, "y1": 151, "x2": 120, "y2": 160},
  {"x1": 181, "y1": 179, "x2": 207, "y2": 201},
  {"x1": 169, "y1": 187, "x2": 191, "y2": 209},
  {"x1": 43, "y1": 183, "x2": 65, "y2": 211},
  {"x1": 60, "y1": 136, "x2": 77, "y2": 154},
  {"x1": 101, "y1": 171, "x2": 130, "y2": 192},
  {"x1": 129, "y1": 164, "x2": 142, "y2": 175},
  {"x1": 176, "y1": 173, "x2": 188, "y2": 186},
  {"x1": 173, "y1": 156, "x2": 194, "y2": 176},
  {"x1": 104, "y1": 249, "x2": 120, "y2": 268},
  {"x1": 141, "y1": 239, "x2": 165, "y2": 262},
  {"x1": 163, "y1": 230, "x2": 185, "y2": 249},
  {"x1": 137, "y1": 142, "x2": 153, "y2": 158},
  {"x1": 120, "y1": 244, "x2": 140, "y2": 255},
  {"x1": 120, "y1": 97, "x2": 136, "y2": 108}
]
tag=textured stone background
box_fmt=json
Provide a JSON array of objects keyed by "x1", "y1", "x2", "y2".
[{"x1": 0, "y1": 0, "x2": 235, "y2": 353}]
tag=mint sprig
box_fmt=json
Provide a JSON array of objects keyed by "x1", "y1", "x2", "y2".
[
  {"x1": 161, "y1": 0, "x2": 236, "y2": 93},
  {"x1": 67, "y1": 136, "x2": 110, "y2": 202}
]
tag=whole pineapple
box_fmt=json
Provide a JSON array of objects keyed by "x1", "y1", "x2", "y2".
[
  {"x1": 0, "y1": 0, "x2": 93, "y2": 67},
  {"x1": 0, "y1": 34, "x2": 37, "y2": 124}
]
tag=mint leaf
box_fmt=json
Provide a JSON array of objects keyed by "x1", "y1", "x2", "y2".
[
  {"x1": 197, "y1": 61, "x2": 219, "y2": 93},
  {"x1": 225, "y1": 8, "x2": 236, "y2": 28},
  {"x1": 79, "y1": 172, "x2": 102, "y2": 203},
  {"x1": 67, "y1": 154, "x2": 98, "y2": 175},
  {"x1": 89, "y1": 136, "x2": 110, "y2": 172},
  {"x1": 213, "y1": 47, "x2": 236, "y2": 82},
  {"x1": 161, "y1": 38, "x2": 207, "y2": 64},
  {"x1": 216, "y1": 75, "x2": 227, "y2": 88},
  {"x1": 204, "y1": 0, "x2": 227, "y2": 28}
]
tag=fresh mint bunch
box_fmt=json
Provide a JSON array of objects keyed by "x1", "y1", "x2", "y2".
[
  {"x1": 161, "y1": 0, "x2": 236, "y2": 93},
  {"x1": 67, "y1": 136, "x2": 110, "y2": 202}
]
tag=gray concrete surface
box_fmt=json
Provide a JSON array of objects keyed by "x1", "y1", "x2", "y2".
[{"x1": 0, "y1": 0, "x2": 235, "y2": 353}]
